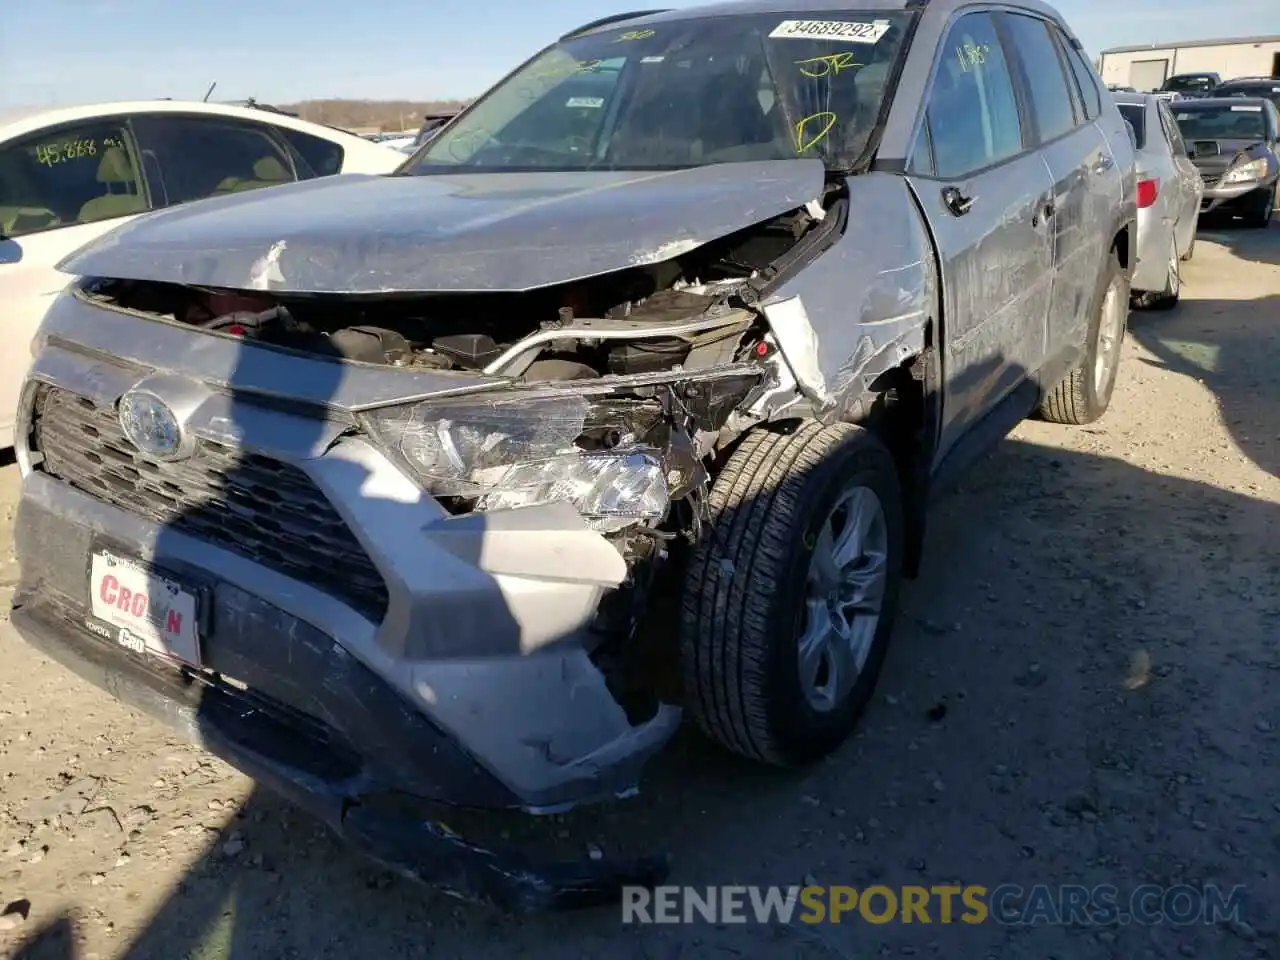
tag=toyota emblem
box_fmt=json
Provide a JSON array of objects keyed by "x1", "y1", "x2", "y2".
[{"x1": 119, "y1": 390, "x2": 185, "y2": 460}]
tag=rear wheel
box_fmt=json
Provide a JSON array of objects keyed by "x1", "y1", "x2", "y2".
[
  {"x1": 1038, "y1": 249, "x2": 1129, "y2": 425},
  {"x1": 680, "y1": 422, "x2": 904, "y2": 766}
]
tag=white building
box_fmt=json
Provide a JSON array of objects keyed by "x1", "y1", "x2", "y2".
[{"x1": 1098, "y1": 35, "x2": 1280, "y2": 92}]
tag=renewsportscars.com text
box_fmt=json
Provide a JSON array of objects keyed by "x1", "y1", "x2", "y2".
[{"x1": 622, "y1": 884, "x2": 1248, "y2": 926}]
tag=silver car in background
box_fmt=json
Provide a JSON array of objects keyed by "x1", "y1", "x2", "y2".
[{"x1": 1114, "y1": 92, "x2": 1203, "y2": 310}]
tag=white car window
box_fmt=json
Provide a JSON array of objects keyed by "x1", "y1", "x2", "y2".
[
  {"x1": 130, "y1": 115, "x2": 298, "y2": 207},
  {"x1": 0, "y1": 119, "x2": 146, "y2": 238}
]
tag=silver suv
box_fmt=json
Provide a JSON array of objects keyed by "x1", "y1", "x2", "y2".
[{"x1": 11, "y1": 0, "x2": 1136, "y2": 910}]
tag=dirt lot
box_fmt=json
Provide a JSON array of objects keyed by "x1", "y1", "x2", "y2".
[{"x1": 2, "y1": 223, "x2": 1279, "y2": 960}]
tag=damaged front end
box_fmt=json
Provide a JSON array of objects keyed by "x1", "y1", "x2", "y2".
[{"x1": 18, "y1": 187, "x2": 849, "y2": 910}]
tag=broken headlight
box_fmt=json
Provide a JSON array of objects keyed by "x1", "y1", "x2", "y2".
[
  {"x1": 1222, "y1": 158, "x2": 1268, "y2": 185},
  {"x1": 362, "y1": 395, "x2": 669, "y2": 532}
]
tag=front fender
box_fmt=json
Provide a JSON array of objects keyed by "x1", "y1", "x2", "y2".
[{"x1": 767, "y1": 172, "x2": 938, "y2": 422}]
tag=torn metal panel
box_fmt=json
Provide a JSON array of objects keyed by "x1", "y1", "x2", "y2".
[
  {"x1": 767, "y1": 172, "x2": 936, "y2": 419},
  {"x1": 760, "y1": 297, "x2": 829, "y2": 408},
  {"x1": 58, "y1": 161, "x2": 828, "y2": 295}
]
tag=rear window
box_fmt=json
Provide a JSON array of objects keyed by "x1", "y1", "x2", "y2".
[
  {"x1": 1173, "y1": 103, "x2": 1268, "y2": 141},
  {"x1": 1117, "y1": 104, "x2": 1146, "y2": 148},
  {"x1": 1164, "y1": 75, "x2": 1216, "y2": 92},
  {"x1": 278, "y1": 127, "x2": 345, "y2": 177}
]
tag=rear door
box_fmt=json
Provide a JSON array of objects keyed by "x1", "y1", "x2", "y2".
[
  {"x1": 1156, "y1": 99, "x2": 1203, "y2": 254},
  {"x1": 903, "y1": 10, "x2": 1055, "y2": 461},
  {"x1": 999, "y1": 11, "x2": 1114, "y2": 367}
]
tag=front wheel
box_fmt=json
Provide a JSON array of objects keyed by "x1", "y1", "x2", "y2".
[
  {"x1": 1038, "y1": 248, "x2": 1129, "y2": 425},
  {"x1": 1245, "y1": 186, "x2": 1275, "y2": 229},
  {"x1": 680, "y1": 422, "x2": 904, "y2": 766}
]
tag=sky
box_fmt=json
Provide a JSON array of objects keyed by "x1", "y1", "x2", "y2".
[{"x1": 2, "y1": 0, "x2": 1279, "y2": 109}]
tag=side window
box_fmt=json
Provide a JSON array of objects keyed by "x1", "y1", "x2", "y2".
[
  {"x1": 1059, "y1": 35, "x2": 1103, "y2": 120},
  {"x1": 908, "y1": 117, "x2": 936, "y2": 176},
  {"x1": 0, "y1": 120, "x2": 145, "y2": 237},
  {"x1": 278, "y1": 128, "x2": 345, "y2": 178},
  {"x1": 1001, "y1": 13, "x2": 1078, "y2": 143},
  {"x1": 130, "y1": 115, "x2": 298, "y2": 207},
  {"x1": 924, "y1": 12, "x2": 1024, "y2": 179}
]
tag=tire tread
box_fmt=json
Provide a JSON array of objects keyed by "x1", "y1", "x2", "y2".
[{"x1": 681, "y1": 422, "x2": 890, "y2": 764}]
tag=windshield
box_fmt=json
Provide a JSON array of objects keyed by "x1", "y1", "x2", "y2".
[
  {"x1": 1219, "y1": 83, "x2": 1280, "y2": 106},
  {"x1": 401, "y1": 11, "x2": 914, "y2": 174},
  {"x1": 1174, "y1": 103, "x2": 1268, "y2": 141},
  {"x1": 1165, "y1": 75, "x2": 1215, "y2": 92}
]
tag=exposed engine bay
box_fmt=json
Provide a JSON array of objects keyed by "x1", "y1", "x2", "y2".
[
  {"x1": 88, "y1": 190, "x2": 844, "y2": 384},
  {"x1": 76, "y1": 190, "x2": 850, "y2": 700}
]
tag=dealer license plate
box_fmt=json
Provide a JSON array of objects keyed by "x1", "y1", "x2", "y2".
[{"x1": 88, "y1": 551, "x2": 201, "y2": 666}]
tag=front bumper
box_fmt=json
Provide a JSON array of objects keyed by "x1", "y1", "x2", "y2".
[
  {"x1": 1200, "y1": 179, "x2": 1275, "y2": 213},
  {"x1": 10, "y1": 594, "x2": 669, "y2": 911},
  {"x1": 8, "y1": 292, "x2": 684, "y2": 907}
]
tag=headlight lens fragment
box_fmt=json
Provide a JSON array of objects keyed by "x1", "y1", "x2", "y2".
[
  {"x1": 1223, "y1": 158, "x2": 1268, "y2": 184},
  {"x1": 366, "y1": 394, "x2": 669, "y2": 530}
]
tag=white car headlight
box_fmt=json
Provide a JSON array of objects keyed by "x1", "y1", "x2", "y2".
[
  {"x1": 1223, "y1": 158, "x2": 1268, "y2": 184},
  {"x1": 363, "y1": 395, "x2": 669, "y2": 530}
]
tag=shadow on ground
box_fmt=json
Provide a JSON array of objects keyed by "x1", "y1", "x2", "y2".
[
  {"x1": 14, "y1": 429, "x2": 1279, "y2": 959},
  {"x1": 1130, "y1": 221, "x2": 1280, "y2": 477}
]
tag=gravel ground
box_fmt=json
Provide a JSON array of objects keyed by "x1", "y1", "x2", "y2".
[{"x1": 1, "y1": 222, "x2": 1279, "y2": 960}]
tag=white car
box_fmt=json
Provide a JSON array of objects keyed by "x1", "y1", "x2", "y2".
[{"x1": 0, "y1": 100, "x2": 406, "y2": 447}]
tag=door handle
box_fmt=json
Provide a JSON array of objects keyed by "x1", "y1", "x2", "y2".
[
  {"x1": 1092, "y1": 154, "x2": 1115, "y2": 175},
  {"x1": 942, "y1": 186, "x2": 974, "y2": 217},
  {"x1": 1032, "y1": 199, "x2": 1055, "y2": 228}
]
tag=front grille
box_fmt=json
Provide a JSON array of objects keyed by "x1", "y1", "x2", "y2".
[{"x1": 29, "y1": 386, "x2": 389, "y2": 622}]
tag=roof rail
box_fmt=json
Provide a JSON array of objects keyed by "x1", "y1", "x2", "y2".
[{"x1": 561, "y1": 9, "x2": 672, "y2": 40}]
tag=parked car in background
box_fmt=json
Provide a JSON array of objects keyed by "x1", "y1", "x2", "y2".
[
  {"x1": 8, "y1": 0, "x2": 1135, "y2": 910},
  {"x1": 1215, "y1": 77, "x2": 1280, "y2": 108},
  {"x1": 1113, "y1": 93, "x2": 1203, "y2": 309},
  {"x1": 1158, "y1": 72, "x2": 1221, "y2": 100},
  {"x1": 0, "y1": 100, "x2": 406, "y2": 448},
  {"x1": 410, "y1": 110, "x2": 461, "y2": 149},
  {"x1": 1172, "y1": 96, "x2": 1280, "y2": 226}
]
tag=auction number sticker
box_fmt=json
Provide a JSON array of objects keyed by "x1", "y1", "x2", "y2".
[
  {"x1": 1231, "y1": 105, "x2": 1263, "y2": 112},
  {"x1": 769, "y1": 19, "x2": 891, "y2": 44},
  {"x1": 566, "y1": 96, "x2": 605, "y2": 108}
]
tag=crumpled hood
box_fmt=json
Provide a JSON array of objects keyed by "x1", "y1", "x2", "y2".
[
  {"x1": 59, "y1": 161, "x2": 827, "y2": 294},
  {"x1": 1191, "y1": 139, "x2": 1272, "y2": 178}
]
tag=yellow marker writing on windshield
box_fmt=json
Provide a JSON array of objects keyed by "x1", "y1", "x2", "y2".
[
  {"x1": 794, "y1": 112, "x2": 838, "y2": 152},
  {"x1": 794, "y1": 52, "x2": 862, "y2": 78},
  {"x1": 615, "y1": 29, "x2": 656, "y2": 42}
]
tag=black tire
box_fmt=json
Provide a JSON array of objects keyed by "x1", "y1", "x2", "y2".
[
  {"x1": 1135, "y1": 235, "x2": 1181, "y2": 312},
  {"x1": 1038, "y1": 248, "x2": 1129, "y2": 425},
  {"x1": 680, "y1": 422, "x2": 904, "y2": 766},
  {"x1": 1245, "y1": 186, "x2": 1275, "y2": 229}
]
